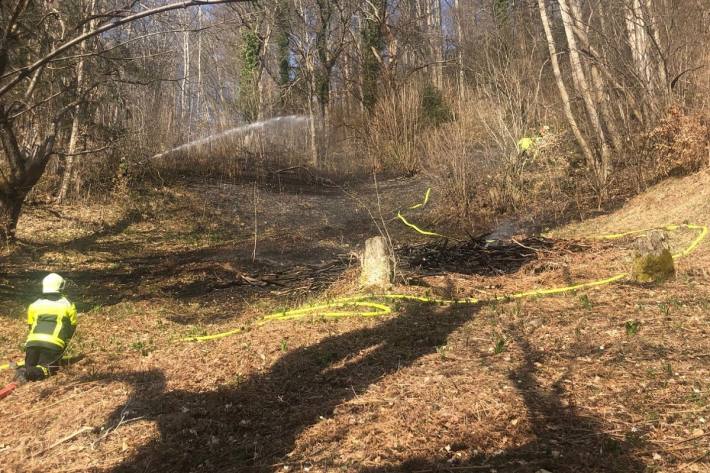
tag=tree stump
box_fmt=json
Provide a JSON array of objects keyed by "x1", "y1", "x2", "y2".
[
  {"x1": 630, "y1": 229, "x2": 675, "y2": 282},
  {"x1": 360, "y1": 236, "x2": 393, "y2": 291}
]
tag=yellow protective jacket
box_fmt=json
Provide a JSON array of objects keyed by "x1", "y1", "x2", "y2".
[
  {"x1": 26, "y1": 295, "x2": 77, "y2": 350},
  {"x1": 517, "y1": 137, "x2": 534, "y2": 152}
]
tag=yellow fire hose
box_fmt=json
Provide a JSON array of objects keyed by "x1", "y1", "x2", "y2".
[
  {"x1": 182, "y1": 189, "x2": 708, "y2": 342},
  {"x1": 395, "y1": 187, "x2": 448, "y2": 238},
  {"x1": 0, "y1": 356, "x2": 74, "y2": 372},
  {"x1": 0, "y1": 362, "x2": 18, "y2": 371}
]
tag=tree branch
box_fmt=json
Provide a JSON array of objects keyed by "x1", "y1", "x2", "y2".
[
  {"x1": 0, "y1": 0, "x2": 31, "y2": 77},
  {"x1": 0, "y1": 0, "x2": 253, "y2": 98},
  {"x1": 0, "y1": 104, "x2": 25, "y2": 179}
]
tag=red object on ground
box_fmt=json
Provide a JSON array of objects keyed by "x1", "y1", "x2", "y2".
[{"x1": 0, "y1": 382, "x2": 18, "y2": 400}]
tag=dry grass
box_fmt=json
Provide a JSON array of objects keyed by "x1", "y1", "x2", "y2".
[
  {"x1": 557, "y1": 168, "x2": 710, "y2": 237},
  {"x1": 367, "y1": 85, "x2": 423, "y2": 174},
  {"x1": 0, "y1": 173, "x2": 709, "y2": 473}
]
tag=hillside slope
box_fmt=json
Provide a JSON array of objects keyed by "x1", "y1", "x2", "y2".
[
  {"x1": 557, "y1": 169, "x2": 710, "y2": 277},
  {"x1": 560, "y1": 169, "x2": 710, "y2": 235},
  {"x1": 0, "y1": 174, "x2": 708, "y2": 473}
]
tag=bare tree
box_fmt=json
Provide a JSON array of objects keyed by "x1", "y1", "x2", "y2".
[
  {"x1": 0, "y1": 0, "x2": 249, "y2": 242},
  {"x1": 537, "y1": 0, "x2": 596, "y2": 172},
  {"x1": 558, "y1": 0, "x2": 612, "y2": 194},
  {"x1": 57, "y1": 0, "x2": 97, "y2": 203},
  {"x1": 2, "y1": 0, "x2": 708, "y2": 241}
]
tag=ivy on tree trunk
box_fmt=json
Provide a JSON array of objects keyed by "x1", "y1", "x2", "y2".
[
  {"x1": 362, "y1": 3, "x2": 384, "y2": 112},
  {"x1": 239, "y1": 30, "x2": 262, "y2": 122},
  {"x1": 275, "y1": 0, "x2": 291, "y2": 89}
]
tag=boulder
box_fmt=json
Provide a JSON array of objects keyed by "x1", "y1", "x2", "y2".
[{"x1": 630, "y1": 229, "x2": 675, "y2": 282}]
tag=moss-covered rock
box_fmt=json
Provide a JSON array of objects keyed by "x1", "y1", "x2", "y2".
[
  {"x1": 631, "y1": 249, "x2": 675, "y2": 282},
  {"x1": 630, "y1": 230, "x2": 675, "y2": 282}
]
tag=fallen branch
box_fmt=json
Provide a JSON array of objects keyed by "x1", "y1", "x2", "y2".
[
  {"x1": 674, "y1": 431, "x2": 710, "y2": 445},
  {"x1": 34, "y1": 426, "x2": 95, "y2": 457},
  {"x1": 678, "y1": 451, "x2": 710, "y2": 472},
  {"x1": 92, "y1": 402, "x2": 145, "y2": 448},
  {"x1": 512, "y1": 237, "x2": 549, "y2": 253}
]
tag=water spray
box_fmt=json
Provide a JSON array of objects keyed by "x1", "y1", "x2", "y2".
[{"x1": 151, "y1": 115, "x2": 310, "y2": 160}]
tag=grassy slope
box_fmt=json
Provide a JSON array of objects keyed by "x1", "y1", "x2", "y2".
[
  {"x1": 559, "y1": 169, "x2": 710, "y2": 236},
  {"x1": 0, "y1": 174, "x2": 708, "y2": 473}
]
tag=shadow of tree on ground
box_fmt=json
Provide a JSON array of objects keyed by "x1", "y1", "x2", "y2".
[
  {"x1": 91, "y1": 305, "x2": 646, "y2": 473},
  {"x1": 360, "y1": 325, "x2": 647, "y2": 473},
  {"x1": 97, "y1": 304, "x2": 476, "y2": 472}
]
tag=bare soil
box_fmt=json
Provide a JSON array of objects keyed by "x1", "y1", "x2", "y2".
[{"x1": 0, "y1": 173, "x2": 708, "y2": 473}]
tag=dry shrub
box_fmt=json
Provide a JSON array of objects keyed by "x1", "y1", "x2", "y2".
[
  {"x1": 367, "y1": 85, "x2": 422, "y2": 173},
  {"x1": 421, "y1": 96, "x2": 492, "y2": 229},
  {"x1": 28, "y1": 152, "x2": 121, "y2": 204},
  {"x1": 508, "y1": 129, "x2": 574, "y2": 222},
  {"x1": 422, "y1": 90, "x2": 575, "y2": 231},
  {"x1": 475, "y1": 126, "x2": 573, "y2": 227},
  {"x1": 323, "y1": 106, "x2": 376, "y2": 178},
  {"x1": 76, "y1": 153, "x2": 126, "y2": 198},
  {"x1": 154, "y1": 145, "x2": 295, "y2": 182},
  {"x1": 636, "y1": 106, "x2": 709, "y2": 184}
]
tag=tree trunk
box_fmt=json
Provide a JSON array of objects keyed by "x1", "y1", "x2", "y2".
[
  {"x1": 56, "y1": 110, "x2": 81, "y2": 202},
  {"x1": 0, "y1": 147, "x2": 55, "y2": 245},
  {"x1": 0, "y1": 100, "x2": 58, "y2": 244},
  {"x1": 455, "y1": 0, "x2": 465, "y2": 104},
  {"x1": 307, "y1": 81, "x2": 319, "y2": 166},
  {"x1": 537, "y1": 0, "x2": 596, "y2": 171},
  {"x1": 426, "y1": 0, "x2": 444, "y2": 89},
  {"x1": 0, "y1": 192, "x2": 24, "y2": 243},
  {"x1": 630, "y1": 230, "x2": 674, "y2": 282},
  {"x1": 257, "y1": 22, "x2": 272, "y2": 121},
  {"x1": 434, "y1": 0, "x2": 443, "y2": 90},
  {"x1": 626, "y1": 0, "x2": 651, "y2": 87},
  {"x1": 559, "y1": 0, "x2": 611, "y2": 195},
  {"x1": 567, "y1": 0, "x2": 624, "y2": 153},
  {"x1": 57, "y1": 0, "x2": 96, "y2": 203},
  {"x1": 181, "y1": 13, "x2": 190, "y2": 123},
  {"x1": 354, "y1": 12, "x2": 366, "y2": 114},
  {"x1": 360, "y1": 235, "x2": 392, "y2": 290},
  {"x1": 361, "y1": 6, "x2": 382, "y2": 112},
  {"x1": 643, "y1": 0, "x2": 668, "y2": 92},
  {"x1": 597, "y1": 7, "x2": 645, "y2": 125},
  {"x1": 625, "y1": 0, "x2": 666, "y2": 116},
  {"x1": 343, "y1": 48, "x2": 353, "y2": 115},
  {"x1": 195, "y1": 7, "x2": 203, "y2": 125}
]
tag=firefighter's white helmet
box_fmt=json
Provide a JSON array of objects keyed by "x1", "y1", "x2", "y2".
[{"x1": 42, "y1": 273, "x2": 66, "y2": 294}]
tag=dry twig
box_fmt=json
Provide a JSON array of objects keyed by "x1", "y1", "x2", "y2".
[{"x1": 33, "y1": 426, "x2": 95, "y2": 457}]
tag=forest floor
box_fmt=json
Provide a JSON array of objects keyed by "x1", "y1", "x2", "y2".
[{"x1": 0, "y1": 170, "x2": 708, "y2": 473}]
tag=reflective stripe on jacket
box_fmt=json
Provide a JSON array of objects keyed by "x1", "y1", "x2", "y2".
[{"x1": 26, "y1": 296, "x2": 77, "y2": 349}]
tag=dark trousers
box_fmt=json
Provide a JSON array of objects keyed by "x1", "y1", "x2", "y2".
[{"x1": 24, "y1": 346, "x2": 63, "y2": 381}]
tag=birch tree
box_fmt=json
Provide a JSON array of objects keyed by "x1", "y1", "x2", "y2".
[
  {"x1": 558, "y1": 0, "x2": 612, "y2": 192},
  {"x1": 57, "y1": 0, "x2": 97, "y2": 202},
  {"x1": 537, "y1": 0, "x2": 596, "y2": 174}
]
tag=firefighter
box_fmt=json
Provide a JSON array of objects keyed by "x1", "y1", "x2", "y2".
[
  {"x1": 15, "y1": 273, "x2": 77, "y2": 383},
  {"x1": 517, "y1": 136, "x2": 535, "y2": 154},
  {"x1": 517, "y1": 125, "x2": 550, "y2": 158}
]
